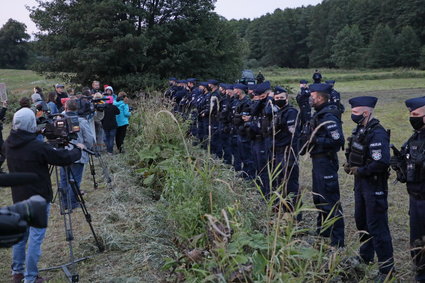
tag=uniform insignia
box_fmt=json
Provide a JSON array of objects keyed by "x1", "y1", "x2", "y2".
[
  {"x1": 372, "y1": 149, "x2": 382, "y2": 160},
  {"x1": 331, "y1": 131, "x2": 340, "y2": 140}
]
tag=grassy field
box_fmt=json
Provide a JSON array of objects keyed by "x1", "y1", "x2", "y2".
[
  {"x1": 0, "y1": 68, "x2": 424, "y2": 282},
  {"x1": 259, "y1": 67, "x2": 425, "y2": 93}
]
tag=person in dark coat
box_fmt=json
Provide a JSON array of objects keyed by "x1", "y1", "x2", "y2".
[
  {"x1": 391, "y1": 97, "x2": 425, "y2": 283},
  {"x1": 4, "y1": 107, "x2": 83, "y2": 283},
  {"x1": 308, "y1": 83, "x2": 345, "y2": 248},
  {"x1": 102, "y1": 99, "x2": 120, "y2": 153},
  {"x1": 54, "y1": 83, "x2": 68, "y2": 111}
]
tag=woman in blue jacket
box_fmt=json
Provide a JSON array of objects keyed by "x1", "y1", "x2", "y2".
[{"x1": 114, "y1": 91, "x2": 131, "y2": 153}]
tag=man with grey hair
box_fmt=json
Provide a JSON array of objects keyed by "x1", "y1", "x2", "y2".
[{"x1": 4, "y1": 107, "x2": 83, "y2": 283}]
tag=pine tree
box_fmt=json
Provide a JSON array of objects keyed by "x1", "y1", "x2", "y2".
[
  {"x1": 396, "y1": 25, "x2": 421, "y2": 67},
  {"x1": 29, "y1": 0, "x2": 244, "y2": 89},
  {"x1": 366, "y1": 24, "x2": 397, "y2": 68},
  {"x1": 419, "y1": 46, "x2": 425, "y2": 70},
  {"x1": 330, "y1": 25, "x2": 365, "y2": 68}
]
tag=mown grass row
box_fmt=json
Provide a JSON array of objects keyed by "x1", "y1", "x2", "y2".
[{"x1": 120, "y1": 95, "x2": 382, "y2": 282}]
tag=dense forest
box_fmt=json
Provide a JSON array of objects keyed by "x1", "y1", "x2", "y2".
[
  {"x1": 232, "y1": 0, "x2": 425, "y2": 68},
  {"x1": 1, "y1": 0, "x2": 425, "y2": 88}
]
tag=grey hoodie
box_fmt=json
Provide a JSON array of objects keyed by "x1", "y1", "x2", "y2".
[{"x1": 12, "y1": 108, "x2": 37, "y2": 133}]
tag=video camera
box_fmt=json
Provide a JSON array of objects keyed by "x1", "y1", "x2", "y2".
[
  {"x1": 38, "y1": 114, "x2": 80, "y2": 147},
  {"x1": 0, "y1": 173, "x2": 48, "y2": 248},
  {"x1": 61, "y1": 96, "x2": 112, "y2": 117}
]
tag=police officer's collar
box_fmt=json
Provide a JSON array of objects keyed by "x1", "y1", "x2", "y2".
[
  {"x1": 417, "y1": 127, "x2": 425, "y2": 136},
  {"x1": 356, "y1": 118, "x2": 380, "y2": 134},
  {"x1": 314, "y1": 101, "x2": 330, "y2": 112}
]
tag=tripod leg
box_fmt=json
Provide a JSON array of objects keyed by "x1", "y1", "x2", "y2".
[
  {"x1": 89, "y1": 155, "x2": 98, "y2": 190},
  {"x1": 96, "y1": 153, "x2": 114, "y2": 190},
  {"x1": 56, "y1": 166, "x2": 79, "y2": 282},
  {"x1": 67, "y1": 165, "x2": 105, "y2": 252}
]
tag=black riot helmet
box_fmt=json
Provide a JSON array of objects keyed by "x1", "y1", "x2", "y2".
[{"x1": 312, "y1": 70, "x2": 322, "y2": 84}]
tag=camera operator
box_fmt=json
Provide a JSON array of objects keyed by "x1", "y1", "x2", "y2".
[
  {"x1": 3, "y1": 107, "x2": 83, "y2": 283},
  {"x1": 60, "y1": 99, "x2": 95, "y2": 209}
]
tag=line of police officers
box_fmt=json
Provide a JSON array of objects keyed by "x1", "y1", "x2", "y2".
[{"x1": 165, "y1": 74, "x2": 425, "y2": 282}]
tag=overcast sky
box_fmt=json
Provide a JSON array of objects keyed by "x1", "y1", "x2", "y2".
[{"x1": 0, "y1": 0, "x2": 322, "y2": 36}]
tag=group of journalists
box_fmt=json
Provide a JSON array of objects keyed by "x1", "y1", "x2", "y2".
[{"x1": 0, "y1": 81, "x2": 131, "y2": 283}]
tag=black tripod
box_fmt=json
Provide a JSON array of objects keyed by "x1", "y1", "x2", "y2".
[
  {"x1": 87, "y1": 150, "x2": 113, "y2": 191},
  {"x1": 41, "y1": 158, "x2": 104, "y2": 282}
]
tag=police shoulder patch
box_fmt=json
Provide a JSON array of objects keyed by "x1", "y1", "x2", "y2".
[
  {"x1": 330, "y1": 130, "x2": 340, "y2": 140},
  {"x1": 372, "y1": 149, "x2": 382, "y2": 161}
]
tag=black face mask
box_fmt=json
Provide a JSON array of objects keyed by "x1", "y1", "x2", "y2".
[
  {"x1": 409, "y1": 116, "x2": 425, "y2": 130},
  {"x1": 274, "y1": 99, "x2": 287, "y2": 108},
  {"x1": 351, "y1": 114, "x2": 365, "y2": 124}
]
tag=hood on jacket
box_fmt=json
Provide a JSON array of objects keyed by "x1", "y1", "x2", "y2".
[
  {"x1": 13, "y1": 107, "x2": 37, "y2": 133},
  {"x1": 6, "y1": 129, "x2": 38, "y2": 149}
]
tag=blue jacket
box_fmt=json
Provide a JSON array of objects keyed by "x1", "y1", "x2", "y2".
[{"x1": 114, "y1": 100, "x2": 131, "y2": 127}]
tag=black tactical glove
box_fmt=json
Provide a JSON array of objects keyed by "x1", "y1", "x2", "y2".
[{"x1": 343, "y1": 162, "x2": 351, "y2": 174}]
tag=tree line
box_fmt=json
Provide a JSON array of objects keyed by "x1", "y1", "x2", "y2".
[
  {"x1": 234, "y1": 0, "x2": 425, "y2": 69},
  {"x1": 1, "y1": 0, "x2": 425, "y2": 90}
]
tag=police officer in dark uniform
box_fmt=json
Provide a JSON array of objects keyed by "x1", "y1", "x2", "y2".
[
  {"x1": 269, "y1": 86, "x2": 300, "y2": 217},
  {"x1": 205, "y1": 79, "x2": 221, "y2": 155},
  {"x1": 312, "y1": 70, "x2": 322, "y2": 84},
  {"x1": 179, "y1": 79, "x2": 196, "y2": 118},
  {"x1": 344, "y1": 96, "x2": 394, "y2": 279},
  {"x1": 218, "y1": 84, "x2": 234, "y2": 164},
  {"x1": 196, "y1": 82, "x2": 210, "y2": 148},
  {"x1": 307, "y1": 83, "x2": 345, "y2": 247},
  {"x1": 391, "y1": 97, "x2": 425, "y2": 283},
  {"x1": 296, "y1": 79, "x2": 311, "y2": 127},
  {"x1": 216, "y1": 83, "x2": 229, "y2": 160},
  {"x1": 326, "y1": 80, "x2": 345, "y2": 114},
  {"x1": 186, "y1": 78, "x2": 202, "y2": 138},
  {"x1": 256, "y1": 71, "x2": 265, "y2": 84},
  {"x1": 164, "y1": 77, "x2": 178, "y2": 99},
  {"x1": 246, "y1": 81, "x2": 272, "y2": 196},
  {"x1": 173, "y1": 80, "x2": 188, "y2": 113},
  {"x1": 233, "y1": 84, "x2": 255, "y2": 179}
]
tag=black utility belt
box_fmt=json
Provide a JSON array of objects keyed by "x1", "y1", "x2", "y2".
[{"x1": 311, "y1": 152, "x2": 336, "y2": 159}]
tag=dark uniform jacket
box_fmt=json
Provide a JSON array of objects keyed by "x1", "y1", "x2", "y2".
[{"x1": 310, "y1": 103, "x2": 344, "y2": 155}]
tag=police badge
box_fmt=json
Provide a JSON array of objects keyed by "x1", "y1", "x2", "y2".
[
  {"x1": 372, "y1": 149, "x2": 382, "y2": 160},
  {"x1": 331, "y1": 130, "x2": 340, "y2": 140}
]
